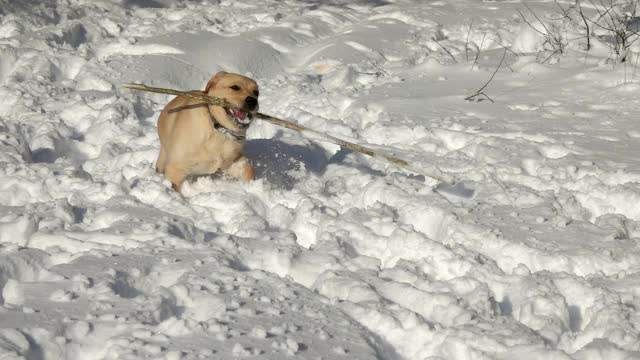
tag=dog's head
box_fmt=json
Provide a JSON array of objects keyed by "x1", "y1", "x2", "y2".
[{"x1": 205, "y1": 71, "x2": 259, "y2": 136}]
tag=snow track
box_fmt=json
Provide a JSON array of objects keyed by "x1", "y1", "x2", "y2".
[{"x1": 1, "y1": 0, "x2": 640, "y2": 359}]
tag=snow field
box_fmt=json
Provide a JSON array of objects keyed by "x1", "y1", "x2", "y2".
[{"x1": 1, "y1": 0, "x2": 640, "y2": 359}]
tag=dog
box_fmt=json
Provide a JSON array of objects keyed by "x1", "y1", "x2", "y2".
[{"x1": 156, "y1": 71, "x2": 259, "y2": 191}]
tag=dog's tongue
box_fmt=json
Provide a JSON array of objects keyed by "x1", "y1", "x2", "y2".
[{"x1": 232, "y1": 109, "x2": 247, "y2": 120}]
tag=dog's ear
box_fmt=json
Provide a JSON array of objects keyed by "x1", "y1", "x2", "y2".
[{"x1": 204, "y1": 71, "x2": 228, "y2": 93}]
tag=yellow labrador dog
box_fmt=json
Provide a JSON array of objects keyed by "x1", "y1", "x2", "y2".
[{"x1": 156, "y1": 71, "x2": 259, "y2": 191}]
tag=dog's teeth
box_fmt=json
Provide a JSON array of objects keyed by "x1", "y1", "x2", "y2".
[{"x1": 225, "y1": 109, "x2": 251, "y2": 126}]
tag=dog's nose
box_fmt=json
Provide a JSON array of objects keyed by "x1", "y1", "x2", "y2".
[{"x1": 244, "y1": 96, "x2": 258, "y2": 111}]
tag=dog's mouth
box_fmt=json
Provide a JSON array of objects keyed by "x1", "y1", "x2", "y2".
[{"x1": 226, "y1": 108, "x2": 253, "y2": 129}]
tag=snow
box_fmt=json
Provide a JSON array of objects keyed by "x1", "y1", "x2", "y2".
[{"x1": 1, "y1": 0, "x2": 640, "y2": 359}]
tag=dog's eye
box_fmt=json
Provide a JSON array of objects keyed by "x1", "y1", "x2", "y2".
[{"x1": 230, "y1": 85, "x2": 241, "y2": 91}]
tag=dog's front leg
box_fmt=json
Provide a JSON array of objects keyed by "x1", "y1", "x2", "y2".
[
  {"x1": 156, "y1": 147, "x2": 167, "y2": 173},
  {"x1": 225, "y1": 156, "x2": 255, "y2": 181},
  {"x1": 164, "y1": 164, "x2": 188, "y2": 191}
]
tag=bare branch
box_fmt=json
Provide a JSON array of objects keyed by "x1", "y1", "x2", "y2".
[
  {"x1": 465, "y1": 20, "x2": 474, "y2": 62},
  {"x1": 465, "y1": 48, "x2": 508, "y2": 103},
  {"x1": 518, "y1": 2, "x2": 567, "y2": 54},
  {"x1": 473, "y1": 32, "x2": 487, "y2": 68},
  {"x1": 523, "y1": 2, "x2": 555, "y2": 38},
  {"x1": 432, "y1": 37, "x2": 458, "y2": 63},
  {"x1": 578, "y1": 1, "x2": 592, "y2": 49},
  {"x1": 517, "y1": 8, "x2": 546, "y2": 36}
]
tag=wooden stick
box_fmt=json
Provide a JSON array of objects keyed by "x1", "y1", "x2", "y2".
[
  {"x1": 124, "y1": 83, "x2": 231, "y2": 107},
  {"x1": 123, "y1": 83, "x2": 455, "y2": 184}
]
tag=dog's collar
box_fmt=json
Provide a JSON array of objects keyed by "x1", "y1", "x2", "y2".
[
  {"x1": 208, "y1": 107, "x2": 246, "y2": 141},
  {"x1": 214, "y1": 122, "x2": 246, "y2": 140}
]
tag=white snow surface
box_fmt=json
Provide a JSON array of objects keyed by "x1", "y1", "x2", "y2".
[{"x1": 1, "y1": 0, "x2": 640, "y2": 359}]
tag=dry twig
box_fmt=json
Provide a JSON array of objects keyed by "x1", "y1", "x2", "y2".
[
  {"x1": 432, "y1": 37, "x2": 458, "y2": 63},
  {"x1": 473, "y1": 32, "x2": 487, "y2": 69},
  {"x1": 518, "y1": 2, "x2": 568, "y2": 58},
  {"x1": 586, "y1": 0, "x2": 639, "y2": 62},
  {"x1": 465, "y1": 48, "x2": 508, "y2": 103},
  {"x1": 465, "y1": 20, "x2": 474, "y2": 62}
]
